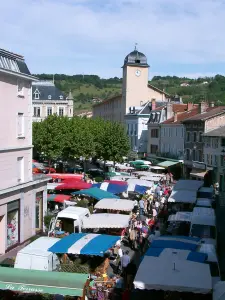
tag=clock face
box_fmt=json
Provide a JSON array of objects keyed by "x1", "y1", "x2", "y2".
[{"x1": 135, "y1": 69, "x2": 141, "y2": 77}]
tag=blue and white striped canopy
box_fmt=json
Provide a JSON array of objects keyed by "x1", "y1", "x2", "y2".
[
  {"x1": 48, "y1": 233, "x2": 120, "y2": 256},
  {"x1": 93, "y1": 182, "x2": 148, "y2": 195},
  {"x1": 145, "y1": 247, "x2": 207, "y2": 263},
  {"x1": 151, "y1": 236, "x2": 201, "y2": 251}
]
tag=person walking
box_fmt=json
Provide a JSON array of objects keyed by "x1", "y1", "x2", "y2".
[
  {"x1": 139, "y1": 199, "x2": 144, "y2": 216},
  {"x1": 120, "y1": 250, "x2": 130, "y2": 276}
]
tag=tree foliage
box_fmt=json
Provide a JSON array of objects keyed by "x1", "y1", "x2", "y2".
[{"x1": 33, "y1": 116, "x2": 130, "y2": 163}]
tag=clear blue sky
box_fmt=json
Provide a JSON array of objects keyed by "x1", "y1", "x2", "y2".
[{"x1": 1, "y1": 0, "x2": 225, "y2": 79}]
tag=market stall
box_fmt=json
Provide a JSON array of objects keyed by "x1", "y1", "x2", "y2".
[
  {"x1": 94, "y1": 198, "x2": 134, "y2": 213},
  {"x1": 72, "y1": 187, "x2": 119, "y2": 200},
  {"x1": 150, "y1": 236, "x2": 201, "y2": 251},
  {"x1": 0, "y1": 266, "x2": 88, "y2": 298},
  {"x1": 93, "y1": 182, "x2": 128, "y2": 194},
  {"x1": 55, "y1": 181, "x2": 92, "y2": 191},
  {"x1": 133, "y1": 255, "x2": 212, "y2": 293}
]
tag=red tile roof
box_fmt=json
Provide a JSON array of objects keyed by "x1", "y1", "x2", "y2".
[
  {"x1": 182, "y1": 106, "x2": 225, "y2": 122},
  {"x1": 162, "y1": 107, "x2": 199, "y2": 124}
]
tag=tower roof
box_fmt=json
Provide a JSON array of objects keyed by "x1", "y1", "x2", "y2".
[{"x1": 123, "y1": 47, "x2": 149, "y2": 68}]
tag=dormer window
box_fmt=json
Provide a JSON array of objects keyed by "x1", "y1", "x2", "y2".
[
  {"x1": 33, "y1": 88, "x2": 40, "y2": 100},
  {"x1": 135, "y1": 59, "x2": 140, "y2": 63},
  {"x1": 59, "y1": 95, "x2": 63, "y2": 100},
  {"x1": 48, "y1": 95, "x2": 52, "y2": 100}
]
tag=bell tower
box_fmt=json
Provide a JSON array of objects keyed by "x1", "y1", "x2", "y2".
[{"x1": 122, "y1": 45, "x2": 150, "y2": 113}]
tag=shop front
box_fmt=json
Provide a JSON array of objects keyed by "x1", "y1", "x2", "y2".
[{"x1": 7, "y1": 200, "x2": 20, "y2": 249}]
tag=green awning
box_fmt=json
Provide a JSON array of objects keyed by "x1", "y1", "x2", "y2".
[
  {"x1": 0, "y1": 267, "x2": 87, "y2": 296},
  {"x1": 157, "y1": 160, "x2": 180, "y2": 168}
]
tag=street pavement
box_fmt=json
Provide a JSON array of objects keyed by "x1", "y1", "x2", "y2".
[{"x1": 216, "y1": 192, "x2": 225, "y2": 280}]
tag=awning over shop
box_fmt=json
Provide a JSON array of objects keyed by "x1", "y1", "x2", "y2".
[
  {"x1": 72, "y1": 187, "x2": 119, "y2": 200},
  {"x1": 55, "y1": 181, "x2": 92, "y2": 190},
  {"x1": 93, "y1": 182, "x2": 127, "y2": 194},
  {"x1": 0, "y1": 266, "x2": 87, "y2": 297},
  {"x1": 47, "y1": 194, "x2": 71, "y2": 203},
  {"x1": 48, "y1": 233, "x2": 119, "y2": 256},
  {"x1": 151, "y1": 236, "x2": 201, "y2": 251},
  {"x1": 157, "y1": 160, "x2": 180, "y2": 168},
  {"x1": 190, "y1": 169, "x2": 208, "y2": 179}
]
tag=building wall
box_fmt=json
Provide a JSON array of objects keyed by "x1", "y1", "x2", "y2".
[
  {"x1": 147, "y1": 124, "x2": 160, "y2": 155},
  {"x1": 160, "y1": 125, "x2": 184, "y2": 158},
  {"x1": 92, "y1": 96, "x2": 123, "y2": 122},
  {"x1": 0, "y1": 72, "x2": 32, "y2": 190},
  {"x1": 205, "y1": 114, "x2": 225, "y2": 132},
  {"x1": 147, "y1": 88, "x2": 165, "y2": 102}
]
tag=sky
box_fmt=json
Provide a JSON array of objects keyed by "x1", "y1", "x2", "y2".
[{"x1": 1, "y1": 0, "x2": 225, "y2": 79}]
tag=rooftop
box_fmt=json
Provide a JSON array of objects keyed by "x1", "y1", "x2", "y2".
[
  {"x1": 0, "y1": 48, "x2": 31, "y2": 76},
  {"x1": 32, "y1": 81, "x2": 66, "y2": 101},
  {"x1": 182, "y1": 106, "x2": 225, "y2": 122},
  {"x1": 203, "y1": 125, "x2": 225, "y2": 137},
  {"x1": 162, "y1": 106, "x2": 199, "y2": 124}
]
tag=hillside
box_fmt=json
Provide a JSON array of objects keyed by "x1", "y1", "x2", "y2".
[{"x1": 34, "y1": 74, "x2": 225, "y2": 113}]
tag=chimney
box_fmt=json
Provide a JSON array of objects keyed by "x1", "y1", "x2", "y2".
[
  {"x1": 166, "y1": 102, "x2": 173, "y2": 119},
  {"x1": 151, "y1": 98, "x2": 156, "y2": 111},
  {"x1": 174, "y1": 112, "x2": 178, "y2": 122},
  {"x1": 187, "y1": 102, "x2": 193, "y2": 111},
  {"x1": 210, "y1": 101, "x2": 215, "y2": 107},
  {"x1": 199, "y1": 101, "x2": 209, "y2": 114}
]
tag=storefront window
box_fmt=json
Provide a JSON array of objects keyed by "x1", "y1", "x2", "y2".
[
  {"x1": 7, "y1": 200, "x2": 19, "y2": 248},
  {"x1": 36, "y1": 192, "x2": 43, "y2": 229}
]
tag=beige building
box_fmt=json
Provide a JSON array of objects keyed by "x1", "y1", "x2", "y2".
[
  {"x1": 32, "y1": 81, "x2": 74, "y2": 122},
  {"x1": 93, "y1": 48, "x2": 170, "y2": 123}
]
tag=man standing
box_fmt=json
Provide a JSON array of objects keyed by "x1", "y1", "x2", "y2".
[
  {"x1": 121, "y1": 250, "x2": 130, "y2": 275},
  {"x1": 139, "y1": 199, "x2": 144, "y2": 215}
]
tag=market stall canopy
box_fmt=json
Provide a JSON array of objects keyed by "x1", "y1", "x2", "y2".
[
  {"x1": 55, "y1": 181, "x2": 92, "y2": 190},
  {"x1": 168, "y1": 211, "x2": 192, "y2": 223},
  {"x1": 190, "y1": 169, "x2": 208, "y2": 179},
  {"x1": 48, "y1": 233, "x2": 119, "y2": 256},
  {"x1": 105, "y1": 172, "x2": 130, "y2": 177},
  {"x1": 127, "y1": 179, "x2": 153, "y2": 188},
  {"x1": 47, "y1": 194, "x2": 71, "y2": 203},
  {"x1": 82, "y1": 213, "x2": 130, "y2": 229},
  {"x1": 173, "y1": 180, "x2": 203, "y2": 191},
  {"x1": 151, "y1": 236, "x2": 200, "y2": 251},
  {"x1": 93, "y1": 182, "x2": 127, "y2": 194},
  {"x1": 213, "y1": 281, "x2": 225, "y2": 300},
  {"x1": 127, "y1": 184, "x2": 149, "y2": 194},
  {"x1": 72, "y1": 187, "x2": 119, "y2": 200},
  {"x1": 145, "y1": 247, "x2": 207, "y2": 263},
  {"x1": 0, "y1": 267, "x2": 87, "y2": 297},
  {"x1": 47, "y1": 183, "x2": 63, "y2": 190},
  {"x1": 168, "y1": 190, "x2": 197, "y2": 203},
  {"x1": 94, "y1": 198, "x2": 134, "y2": 212},
  {"x1": 45, "y1": 173, "x2": 83, "y2": 181},
  {"x1": 157, "y1": 161, "x2": 180, "y2": 168},
  {"x1": 134, "y1": 256, "x2": 211, "y2": 293}
]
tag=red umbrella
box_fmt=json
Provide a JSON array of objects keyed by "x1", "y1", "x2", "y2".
[
  {"x1": 55, "y1": 181, "x2": 92, "y2": 190},
  {"x1": 47, "y1": 194, "x2": 71, "y2": 203},
  {"x1": 104, "y1": 180, "x2": 128, "y2": 185}
]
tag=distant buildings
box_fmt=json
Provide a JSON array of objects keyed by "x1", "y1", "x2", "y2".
[
  {"x1": 0, "y1": 49, "x2": 49, "y2": 254},
  {"x1": 32, "y1": 81, "x2": 74, "y2": 121},
  {"x1": 92, "y1": 47, "x2": 170, "y2": 123}
]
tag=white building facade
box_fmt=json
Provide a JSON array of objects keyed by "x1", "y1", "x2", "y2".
[
  {"x1": 32, "y1": 81, "x2": 74, "y2": 122},
  {"x1": 0, "y1": 49, "x2": 49, "y2": 254}
]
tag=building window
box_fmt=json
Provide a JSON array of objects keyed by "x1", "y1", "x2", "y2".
[
  {"x1": 17, "y1": 113, "x2": 24, "y2": 137},
  {"x1": 48, "y1": 95, "x2": 52, "y2": 100},
  {"x1": 150, "y1": 144, "x2": 158, "y2": 154},
  {"x1": 193, "y1": 132, "x2": 197, "y2": 142},
  {"x1": 47, "y1": 107, "x2": 52, "y2": 116},
  {"x1": 36, "y1": 192, "x2": 43, "y2": 230},
  {"x1": 221, "y1": 155, "x2": 225, "y2": 167},
  {"x1": 198, "y1": 150, "x2": 203, "y2": 162},
  {"x1": 181, "y1": 128, "x2": 184, "y2": 137},
  {"x1": 17, "y1": 157, "x2": 24, "y2": 183},
  {"x1": 34, "y1": 107, "x2": 40, "y2": 117},
  {"x1": 199, "y1": 132, "x2": 203, "y2": 142},
  {"x1": 186, "y1": 149, "x2": 190, "y2": 160},
  {"x1": 7, "y1": 200, "x2": 20, "y2": 248},
  {"x1": 192, "y1": 149, "x2": 196, "y2": 161},
  {"x1": 221, "y1": 138, "x2": 225, "y2": 147},
  {"x1": 17, "y1": 80, "x2": 24, "y2": 97},
  {"x1": 212, "y1": 138, "x2": 219, "y2": 149},
  {"x1": 186, "y1": 131, "x2": 190, "y2": 142},
  {"x1": 59, "y1": 95, "x2": 64, "y2": 100},
  {"x1": 59, "y1": 107, "x2": 64, "y2": 116},
  {"x1": 151, "y1": 129, "x2": 159, "y2": 138}
]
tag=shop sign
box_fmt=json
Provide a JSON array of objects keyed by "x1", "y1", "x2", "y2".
[
  {"x1": 192, "y1": 162, "x2": 206, "y2": 170},
  {"x1": 4, "y1": 283, "x2": 43, "y2": 293}
]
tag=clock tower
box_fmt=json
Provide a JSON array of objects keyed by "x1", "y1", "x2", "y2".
[{"x1": 122, "y1": 46, "x2": 150, "y2": 113}]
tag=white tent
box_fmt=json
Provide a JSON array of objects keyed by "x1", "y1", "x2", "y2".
[
  {"x1": 168, "y1": 190, "x2": 197, "y2": 203},
  {"x1": 127, "y1": 179, "x2": 153, "y2": 188},
  {"x1": 134, "y1": 255, "x2": 211, "y2": 293},
  {"x1": 82, "y1": 213, "x2": 130, "y2": 229},
  {"x1": 168, "y1": 211, "x2": 192, "y2": 222},
  {"x1": 94, "y1": 198, "x2": 134, "y2": 212}
]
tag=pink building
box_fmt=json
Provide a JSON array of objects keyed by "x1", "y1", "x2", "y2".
[{"x1": 0, "y1": 49, "x2": 49, "y2": 254}]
